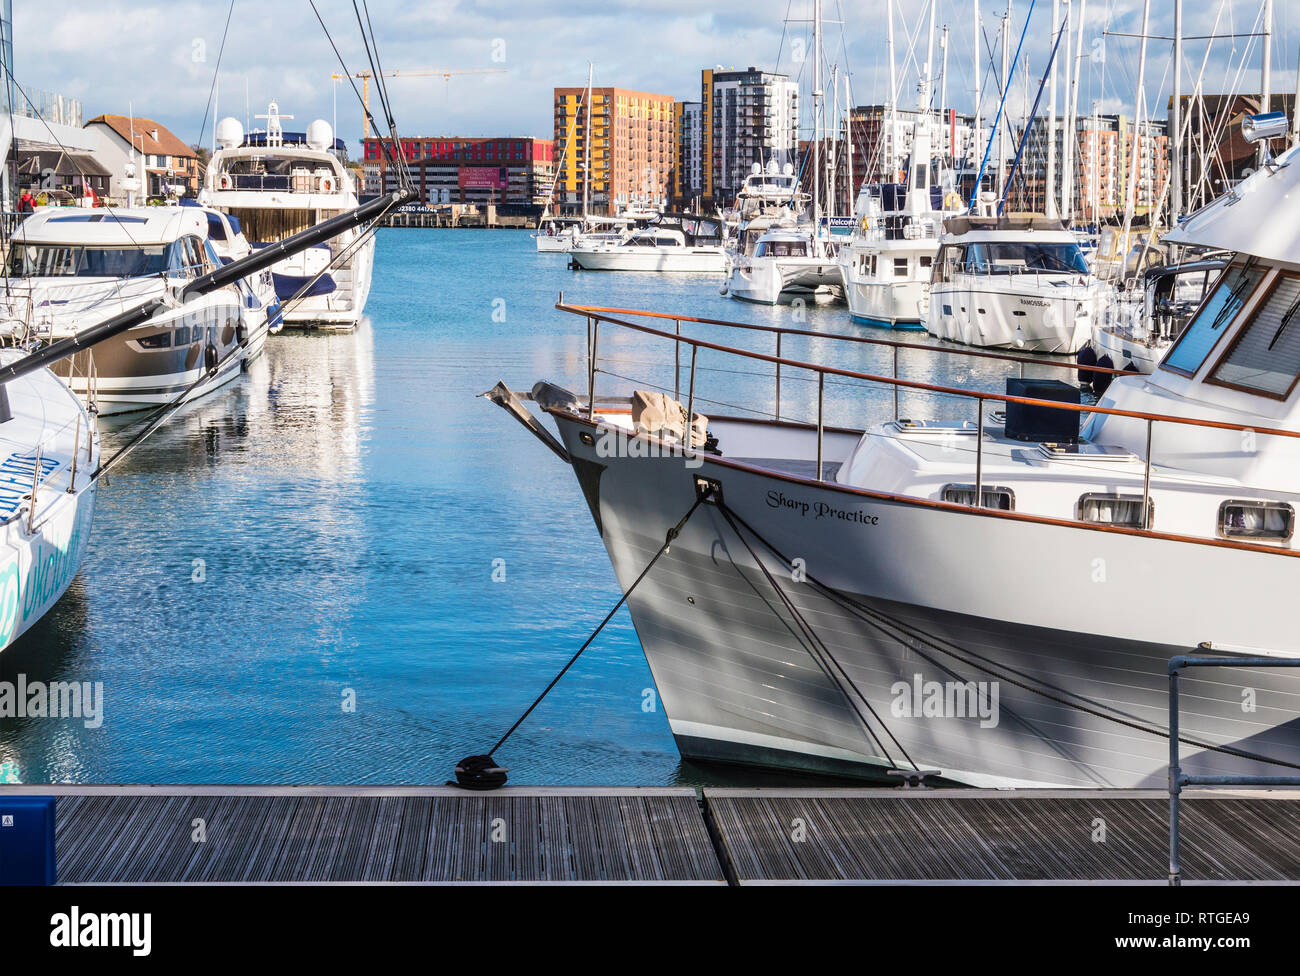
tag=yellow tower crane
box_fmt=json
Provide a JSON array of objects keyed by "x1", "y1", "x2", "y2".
[{"x1": 330, "y1": 68, "x2": 508, "y2": 139}]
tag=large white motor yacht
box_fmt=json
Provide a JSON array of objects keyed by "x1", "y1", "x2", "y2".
[
  {"x1": 490, "y1": 120, "x2": 1300, "y2": 789},
  {"x1": 569, "y1": 215, "x2": 726, "y2": 273},
  {"x1": 199, "y1": 103, "x2": 372, "y2": 330},
  {"x1": 926, "y1": 208, "x2": 1105, "y2": 353},
  {"x1": 1, "y1": 206, "x2": 265, "y2": 415},
  {"x1": 838, "y1": 122, "x2": 960, "y2": 328}
]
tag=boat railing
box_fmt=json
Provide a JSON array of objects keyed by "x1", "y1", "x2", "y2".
[
  {"x1": 560, "y1": 300, "x2": 1300, "y2": 553},
  {"x1": 9, "y1": 411, "x2": 94, "y2": 532},
  {"x1": 938, "y1": 261, "x2": 1096, "y2": 291},
  {"x1": 1168, "y1": 651, "x2": 1300, "y2": 885}
]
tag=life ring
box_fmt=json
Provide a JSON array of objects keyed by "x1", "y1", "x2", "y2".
[
  {"x1": 321, "y1": 177, "x2": 335, "y2": 192},
  {"x1": 218, "y1": 174, "x2": 232, "y2": 190}
]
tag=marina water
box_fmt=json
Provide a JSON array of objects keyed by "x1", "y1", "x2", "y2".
[{"x1": 0, "y1": 229, "x2": 1073, "y2": 786}]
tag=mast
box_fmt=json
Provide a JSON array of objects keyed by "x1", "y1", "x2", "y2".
[
  {"x1": 923, "y1": 0, "x2": 937, "y2": 111},
  {"x1": 1121, "y1": 0, "x2": 1150, "y2": 254},
  {"x1": 887, "y1": 0, "x2": 898, "y2": 180},
  {"x1": 845, "y1": 73, "x2": 854, "y2": 212},
  {"x1": 1068, "y1": 0, "x2": 1087, "y2": 221},
  {"x1": 1060, "y1": 0, "x2": 1072, "y2": 219},
  {"x1": 582, "y1": 61, "x2": 592, "y2": 221},
  {"x1": 1260, "y1": 0, "x2": 1273, "y2": 166},
  {"x1": 940, "y1": 27, "x2": 950, "y2": 159},
  {"x1": 999, "y1": 8, "x2": 1010, "y2": 197},
  {"x1": 1046, "y1": 0, "x2": 1059, "y2": 217},
  {"x1": 973, "y1": 0, "x2": 982, "y2": 174},
  {"x1": 1172, "y1": 0, "x2": 1182, "y2": 223},
  {"x1": 812, "y1": 0, "x2": 822, "y2": 235}
]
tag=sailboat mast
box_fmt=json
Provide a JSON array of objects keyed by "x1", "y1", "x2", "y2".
[
  {"x1": 1172, "y1": 0, "x2": 1182, "y2": 223},
  {"x1": 940, "y1": 26, "x2": 950, "y2": 160},
  {"x1": 887, "y1": 0, "x2": 898, "y2": 180},
  {"x1": 1069, "y1": 0, "x2": 1087, "y2": 221},
  {"x1": 973, "y1": 0, "x2": 981, "y2": 175},
  {"x1": 582, "y1": 62, "x2": 593, "y2": 221},
  {"x1": 812, "y1": 0, "x2": 822, "y2": 233},
  {"x1": 1046, "y1": 0, "x2": 1059, "y2": 217},
  {"x1": 1260, "y1": 0, "x2": 1273, "y2": 166},
  {"x1": 1060, "y1": 0, "x2": 1072, "y2": 219},
  {"x1": 845, "y1": 74, "x2": 854, "y2": 212},
  {"x1": 1121, "y1": 0, "x2": 1150, "y2": 247},
  {"x1": 999, "y1": 8, "x2": 1010, "y2": 198}
]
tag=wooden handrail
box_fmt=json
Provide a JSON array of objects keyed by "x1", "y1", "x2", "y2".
[
  {"x1": 558, "y1": 302, "x2": 1300, "y2": 441},
  {"x1": 559, "y1": 300, "x2": 1135, "y2": 376}
]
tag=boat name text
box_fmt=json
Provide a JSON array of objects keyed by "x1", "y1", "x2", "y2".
[{"x1": 766, "y1": 490, "x2": 880, "y2": 525}]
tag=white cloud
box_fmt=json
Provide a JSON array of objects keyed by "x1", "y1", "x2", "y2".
[{"x1": 11, "y1": 0, "x2": 1294, "y2": 151}]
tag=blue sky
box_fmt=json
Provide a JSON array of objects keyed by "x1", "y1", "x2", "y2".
[{"x1": 14, "y1": 1, "x2": 1297, "y2": 150}]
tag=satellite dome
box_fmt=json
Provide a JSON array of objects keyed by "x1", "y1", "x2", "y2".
[
  {"x1": 306, "y1": 119, "x2": 334, "y2": 151},
  {"x1": 751, "y1": 163, "x2": 762, "y2": 176},
  {"x1": 782, "y1": 162, "x2": 795, "y2": 176},
  {"x1": 215, "y1": 117, "x2": 244, "y2": 150}
]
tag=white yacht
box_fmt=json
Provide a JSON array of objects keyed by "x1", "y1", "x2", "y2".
[
  {"x1": 569, "y1": 215, "x2": 725, "y2": 273},
  {"x1": 725, "y1": 221, "x2": 841, "y2": 305},
  {"x1": 926, "y1": 207, "x2": 1105, "y2": 353},
  {"x1": 0, "y1": 349, "x2": 99, "y2": 653},
  {"x1": 199, "y1": 103, "x2": 373, "y2": 330},
  {"x1": 489, "y1": 120, "x2": 1300, "y2": 789},
  {"x1": 1, "y1": 206, "x2": 264, "y2": 415},
  {"x1": 1086, "y1": 257, "x2": 1226, "y2": 377},
  {"x1": 838, "y1": 122, "x2": 960, "y2": 328}
]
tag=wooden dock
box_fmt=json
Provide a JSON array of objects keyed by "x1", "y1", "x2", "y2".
[{"x1": 4, "y1": 785, "x2": 1300, "y2": 884}]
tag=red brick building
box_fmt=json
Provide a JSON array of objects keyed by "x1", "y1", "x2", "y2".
[{"x1": 361, "y1": 136, "x2": 554, "y2": 206}]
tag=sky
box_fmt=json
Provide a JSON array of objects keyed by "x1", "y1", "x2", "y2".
[{"x1": 13, "y1": 0, "x2": 1298, "y2": 151}]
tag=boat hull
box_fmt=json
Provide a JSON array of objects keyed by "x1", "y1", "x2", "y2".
[
  {"x1": 569, "y1": 248, "x2": 726, "y2": 273},
  {"x1": 547, "y1": 410, "x2": 1300, "y2": 789},
  {"x1": 926, "y1": 278, "x2": 1097, "y2": 353}
]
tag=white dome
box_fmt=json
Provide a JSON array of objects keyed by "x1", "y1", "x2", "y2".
[
  {"x1": 750, "y1": 162, "x2": 761, "y2": 176},
  {"x1": 782, "y1": 162, "x2": 795, "y2": 176},
  {"x1": 306, "y1": 119, "x2": 334, "y2": 151},
  {"x1": 215, "y1": 117, "x2": 244, "y2": 150}
]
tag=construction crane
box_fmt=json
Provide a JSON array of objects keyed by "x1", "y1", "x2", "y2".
[{"x1": 331, "y1": 68, "x2": 508, "y2": 139}]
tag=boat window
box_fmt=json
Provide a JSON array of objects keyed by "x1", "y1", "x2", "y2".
[
  {"x1": 1218, "y1": 499, "x2": 1295, "y2": 542},
  {"x1": 941, "y1": 484, "x2": 1014, "y2": 510},
  {"x1": 756, "y1": 240, "x2": 809, "y2": 258},
  {"x1": 175, "y1": 326, "x2": 191, "y2": 346},
  {"x1": 965, "y1": 241, "x2": 1090, "y2": 275},
  {"x1": 1076, "y1": 492, "x2": 1152, "y2": 528},
  {"x1": 1206, "y1": 273, "x2": 1300, "y2": 398},
  {"x1": 136, "y1": 332, "x2": 171, "y2": 349},
  {"x1": 7, "y1": 244, "x2": 169, "y2": 278},
  {"x1": 1162, "y1": 263, "x2": 1266, "y2": 376},
  {"x1": 893, "y1": 257, "x2": 909, "y2": 277}
]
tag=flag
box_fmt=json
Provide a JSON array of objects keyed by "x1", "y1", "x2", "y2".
[{"x1": 83, "y1": 180, "x2": 100, "y2": 208}]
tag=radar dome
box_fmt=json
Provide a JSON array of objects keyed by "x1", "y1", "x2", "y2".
[
  {"x1": 782, "y1": 162, "x2": 795, "y2": 176},
  {"x1": 215, "y1": 117, "x2": 244, "y2": 150},
  {"x1": 750, "y1": 163, "x2": 762, "y2": 176},
  {"x1": 766, "y1": 159, "x2": 779, "y2": 175},
  {"x1": 306, "y1": 120, "x2": 334, "y2": 151}
]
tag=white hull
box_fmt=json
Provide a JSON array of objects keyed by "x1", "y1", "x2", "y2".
[
  {"x1": 926, "y1": 277, "x2": 1098, "y2": 353},
  {"x1": 725, "y1": 256, "x2": 842, "y2": 305},
  {"x1": 838, "y1": 241, "x2": 936, "y2": 326},
  {"x1": 545, "y1": 410, "x2": 1300, "y2": 788},
  {"x1": 535, "y1": 234, "x2": 574, "y2": 253},
  {"x1": 570, "y1": 247, "x2": 726, "y2": 273},
  {"x1": 279, "y1": 233, "x2": 375, "y2": 330},
  {"x1": 1090, "y1": 321, "x2": 1166, "y2": 375},
  {"x1": 0, "y1": 354, "x2": 99, "y2": 653}
]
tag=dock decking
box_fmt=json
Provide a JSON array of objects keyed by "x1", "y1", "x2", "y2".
[{"x1": 4, "y1": 785, "x2": 1300, "y2": 884}]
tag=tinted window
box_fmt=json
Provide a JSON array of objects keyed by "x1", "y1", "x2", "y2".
[
  {"x1": 1209, "y1": 274, "x2": 1300, "y2": 397},
  {"x1": 966, "y1": 241, "x2": 1090, "y2": 274},
  {"x1": 1163, "y1": 264, "x2": 1266, "y2": 375},
  {"x1": 8, "y1": 244, "x2": 168, "y2": 277}
]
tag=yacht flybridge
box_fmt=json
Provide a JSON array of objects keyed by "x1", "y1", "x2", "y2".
[
  {"x1": 488, "y1": 121, "x2": 1300, "y2": 789},
  {"x1": 926, "y1": 208, "x2": 1105, "y2": 353},
  {"x1": 0, "y1": 206, "x2": 267, "y2": 415},
  {"x1": 199, "y1": 103, "x2": 373, "y2": 330},
  {"x1": 838, "y1": 121, "x2": 960, "y2": 327}
]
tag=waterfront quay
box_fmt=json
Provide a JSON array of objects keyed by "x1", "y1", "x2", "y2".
[{"x1": 4, "y1": 785, "x2": 1300, "y2": 885}]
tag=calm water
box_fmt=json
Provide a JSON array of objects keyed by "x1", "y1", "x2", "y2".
[{"x1": 0, "y1": 229, "x2": 1072, "y2": 786}]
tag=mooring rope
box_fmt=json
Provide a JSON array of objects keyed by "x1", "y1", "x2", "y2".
[
  {"x1": 449, "y1": 487, "x2": 713, "y2": 790},
  {"x1": 718, "y1": 502, "x2": 1300, "y2": 774}
]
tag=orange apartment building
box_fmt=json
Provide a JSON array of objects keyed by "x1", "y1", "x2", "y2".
[{"x1": 552, "y1": 86, "x2": 675, "y2": 215}]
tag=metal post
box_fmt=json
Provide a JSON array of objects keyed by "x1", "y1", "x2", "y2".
[
  {"x1": 588, "y1": 321, "x2": 599, "y2": 419},
  {"x1": 816, "y1": 372, "x2": 825, "y2": 481},
  {"x1": 775, "y1": 332, "x2": 783, "y2": 422},
  {"x1": 674, "y1": 319, "x2": 681, "y2": 402},
  {"x1": 892, "y1": 344, "x2": 900, "y2": 420},
  {"x1": 67, "y1": 414, "x2": 80, "y2": 493},
  {"x1": 27, "y1": 446, "x2": 41, "y2": 533},
  {"x1": 1142, "y1": 418, "x2": 1153, "y2": 529},
  {"x1": 686, "y1": 345, "x2": 698, "y2": 438},
  {"x1": 1168, "y1": 661, "x2": 1182, "y2": 886},
  {"x1": 975, "y1": 404, "x2": 985, "y2": 507}
]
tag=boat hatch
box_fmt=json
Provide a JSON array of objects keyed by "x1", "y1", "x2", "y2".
[
  {"x1": 891, "y1": 419, "x2": 979, "y2": 436},
  {"x1": 1037, "y1": 442, "x2": 1139, "y2": 463}
]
